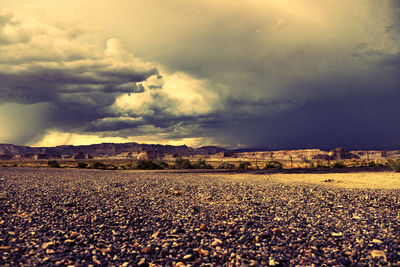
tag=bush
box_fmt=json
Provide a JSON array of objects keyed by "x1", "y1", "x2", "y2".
[
  {"x1": 193, "y1": 159, "x2": 214, "y2": 169},
  {"x1": 388, "y1": 159, "x2": 400, "y2": 172},
  {"x1": 48, "y1": 160, "x2": 60, "y2": 168},
  {"x1": 106, "y1": 164, "x2": 118, "y2": 170},
  {"x1": 367, "y1": 161, "x2": 377, "y2": 167},
  {"x1": 92, "y1": 162, "x2": 107, "y2": 169},
  {"x1": 77, "y1": 162, "x2": 88, "y2": 169},
  {"x1": 218, "y1": 162, "x2": 236, "y2": 170},
  {"x1": 264, "y1": 161, "x2": 283, "y2": 169},
  {"x1": 238, "y1": 161, "x2": 251, "y2": 170},
  {"x1": 135, "y1": 160, "x2": 167, "y2": 170},
  {"x1": 332, "y1": 161, "x2": 346, "y2": 168},
  {"x1": 174, "y1": 157, "x2": 194, "y2": 169}
]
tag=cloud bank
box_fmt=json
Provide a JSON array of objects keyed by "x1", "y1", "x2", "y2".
[{"x1": 0, "y1": 1, "x2": 399, "y2": 149}]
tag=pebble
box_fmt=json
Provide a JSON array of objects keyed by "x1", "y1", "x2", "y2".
[
  {"x1": 42, "y1": 242, "x2": 55, "y2": 249},
  {"x1": 199, "y1": 223, "x2": 208, "y2": 231},
  {"x1": 141, "y1": 247, "x2": 152, "y2": 254},
  {"x1": 372, "y1": 239, "x2": 383, "y2": 244},
  {"x1": 211, "y1": 238, "x2": 223, "y2": 247},
  {"x1": 331, "y1": 232, "x2": 343, "y2": 237},
  {"x1": 1, "y1": 168, "x2": 400, "y2": 266},
  {"x1": 198, "y1": 249, "x2": 209, "y2": 256},
  {"x1": 70, "y1": 231, "x2": 79, "y2": 238},
  {"x1": 173, "y1": 190, "x2": 183, "y2": 196},
  {"x1": 272, "y1": 228, "x2": 283, "y2": 235},
  {"x1": 183, "y1": 254, "x2": 192, "y2": 260},
  {"x1": 371, "y1": 250, "x2": 386, "y2": 261}
]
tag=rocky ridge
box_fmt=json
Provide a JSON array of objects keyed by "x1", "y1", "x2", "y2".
[{"x1": 0, "y1": 143, "x2": 399, "y2": 162}]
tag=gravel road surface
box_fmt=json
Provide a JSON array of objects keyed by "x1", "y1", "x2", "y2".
[{"x1": 1, "y1": 168, "x2": 399, "y2": 266}]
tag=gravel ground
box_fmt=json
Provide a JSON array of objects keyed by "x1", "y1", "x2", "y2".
[{"x1": 1, "y1": 168, "x2": 400, "y2": 266}]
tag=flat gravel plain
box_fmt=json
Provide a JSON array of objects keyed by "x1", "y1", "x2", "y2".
[{"x1": 1, "y1": 168, "x2": 400, "y2": 266}]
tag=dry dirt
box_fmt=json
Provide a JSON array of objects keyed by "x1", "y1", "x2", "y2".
[{"x1": 215, "y1": 171, "x2": 400, "y2": 190}]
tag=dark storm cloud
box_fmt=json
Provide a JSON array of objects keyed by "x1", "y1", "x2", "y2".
[
  {"x1": 1, "y1": 2, "x2": 400, "y2": 148},
  {"x1": 0, "y1": 65, "x2": 155, "y2": 104}
]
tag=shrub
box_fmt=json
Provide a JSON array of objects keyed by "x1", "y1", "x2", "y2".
[
  {"x1": 193, "y1": 159, "x2": 214, "y2": 169},
  {"x1": 264, "y1": 161, "x2": 283, "y2": 169},
  {"x1": 316, "y1": 161, "x2": 329, "y2": 168},
  {"x1": 388, "y1": 159, "x2": 400, "y2": 172},
  {"x1": 174, "y1": 157, "x2": 194, "y2": 169},
  {"x1": 156, "y1": 160, "x2": 169, "y2": 169},
  {"x1": 332, "y1": 161, "x2": 346, "y2": 168},
  {"x1": 77, "y1": 162, "x2": 88, "y2": 169},
  {"x1": 135, "y1": 160, "x2": 167, "y2": 170},
  {"x1": 48, "y1": 160, "x2": 60, "y2": 168},
  {"x1": 92, "y1": 162, "x2": 106, "y2": 169},
  {"x1": 238, "y1": 161, "x2": 251, "y2": 170},
  {"x1": 218, "y1": 162, "x2": 235, "y2": 170},
  {"x1": 106, "y1": 164, "x2": 118, "y2": 170},
  {"x1": 118, "y1": 165, "x2": 130, "y2": 170},
  {"x1": 367, "y1": 161, "x2": 377, "y2": 167}
]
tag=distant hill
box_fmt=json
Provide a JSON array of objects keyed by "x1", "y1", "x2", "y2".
[
  {"x1": 0, "y1": 142, "x2": 230, "y2": 159},
  {"x1": 0, "y1": 142, "x2": 399, "y2": 162}
]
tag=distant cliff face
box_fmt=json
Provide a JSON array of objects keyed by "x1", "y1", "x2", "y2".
[
  {"x1": 210, "y1": 148, "x2": 400, "y2": 161},
  {"x1": 0, "y1": 143, "x2": 399, "y2": 161},
  {"x1": 0, "y1": 143, "x2": 229, "y2": 159}
]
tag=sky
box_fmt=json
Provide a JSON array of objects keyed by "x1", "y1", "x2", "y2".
[{"x1": 0, "y1": 0, "x2": 399, "y2": 149}]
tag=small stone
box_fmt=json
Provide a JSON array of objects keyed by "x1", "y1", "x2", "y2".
[
  {"x1": 176, "y1": 262, "x2": 185, "y2": 267},
  {"x1": 141, "y1": 247, "x2": 152, "y2": 254},
  {"x1": 183, "y1": 254, "x2": 192, "y2": 260},
  {"x1": 199, "y1": 224, "x2": 208, "y2": 231},
  {"x1": 151, "y1": 230, "x2": 160, "y2": 238},
  {"x1": 93, "y1": 258, "x2": 101, "y2": 265},
  {"x1": 173, "y1": 228, "x2": 185, "y2": 234},
  {"x1": 138, "y1": 258, "x2": 146, "y2": 266},
  {"x1": 269, "y1": 258, "x2": 275, "y2": 266},
  {"x1": 162, "y1": 243, "x2": 170, "y2": 248},
  {"x1": 345, "y1": 250, "x2": 356, "y2": 257},
  {"x1": 198, "y1": 248, "x2": 209, "y2": 256},
  {"x1": 272, "y1": 228, "x2": 283, "y2": 235},
  {"x1": 371, "y1": 250, "x2": 386, "y2": 261},
  {"x1": 46, "y1": 249, "x2": 55, "y2": 254},
  {"x1": 42, "y1": 242, "x2": 55, "y2": 249},
  {"x1": 122, "y1": 262, "x2": 130, "y2": 267},
  {"x1": 64, "y1": 239, "x2": 74, "y2": 245},
  {"x1": 372, "y1": 239, "x2": 383, "y2": 244},
  {"x1": 70, "y1": 231, "x2": 79, "y2": 238},
  {"x1": 0, "y1": 246, "x2": 11, "y2": 251},
  {"x1": 211, "y1": 238, "x2": 223, "y2": 247},
  {"x1": 331, "y1": 232, "x2": 343, "y2": 237},
  {"x1": 173, "y1": 191, "x2": 183, "y2": 196}
]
